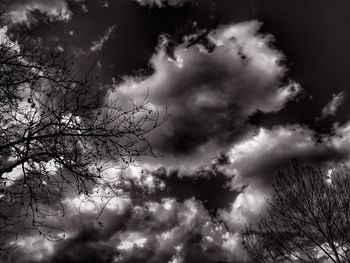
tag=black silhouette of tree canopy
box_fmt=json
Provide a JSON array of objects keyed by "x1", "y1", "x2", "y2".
[
  {"x1": 242, "y1": 161, "x2": 350, "y2": 263},
  {"x1": 0, "y1": 22, "x2": 166, "y2": 247}
]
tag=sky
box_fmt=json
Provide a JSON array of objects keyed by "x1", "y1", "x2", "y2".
[{"x1": 2, "y1": 0, "x2": 350, "y2": 262}]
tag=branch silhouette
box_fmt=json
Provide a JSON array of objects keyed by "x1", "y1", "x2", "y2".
[
  {"x1": 242, "y1": 160, "x2": 350, "y2": 263},
  {"x1": 0, "y1": 21, "x2": 167, "y2": 250}
]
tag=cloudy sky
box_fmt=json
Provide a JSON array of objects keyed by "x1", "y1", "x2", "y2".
[{"x1": 2, "y1": 0, "x2": 350, "y2": 262}]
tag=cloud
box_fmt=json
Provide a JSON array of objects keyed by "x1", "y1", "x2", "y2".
[
  {"x1": 1, "y1": 195, "x2": 132, "y2": 263},
  {"x1": 227, "y1": 123, "x2": 350, "y2": 190},
  {"x1": 7, "y1": 121, "x2": 350, "y2": 263},
  {"x1": 4, "y1": 197, "x2": 245, "y2": 263},
  {"x1": 7, "y1": 118, "x2": 350, "y2": 263},
  {"x1": 0, "y1": 163, "x2": 167, "y2": 255},
  {"x1": 135, "y1": 0, "x2": 190, "y2": 8},
  {"x1": 114, "y1": 21, "x2": 300, "y2": 162},
  {"x1": 4, "y1": 0, "x2": 84, "y2": 26},
  {"x1": 114, "y1": 198, "x2": 244, "y2": 263},
  {"x1": 219, "y1": 186, "x2": 267, "y2": 231},
  {"x1": 320, "y1": 91, "x2": 346, "y2": 119},
  {"x1": 90, "y1": 25, "x2": 116, "y2": 53}
]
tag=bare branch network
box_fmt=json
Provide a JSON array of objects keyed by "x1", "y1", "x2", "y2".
[
  {"x1": 0, "y1": 24, "x2": 167, "y2": 248},
  {"x1": 242, "y1": 161, "x2": 350, "y2": 263}
]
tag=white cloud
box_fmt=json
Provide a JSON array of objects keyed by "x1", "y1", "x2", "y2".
[
  {"x1": 227, "y1": 122, "x2": 350, "y2": 189},
  {"x1": 112, "y1": 21, "x2": 300, "y2": 163},
  {"x1": 0, "y1": 26, "x2": 18, "y2": 50},
  {"x1": 5, "y1": 0, "x2": 85, "y2": 26},
  {"x1": 320, "y1": 91, "x2": 346, "y2": 118},
  {"x1": 219, "y1": 186, "x2": 267, "y2": 231},
  {"x1": 90, "y1": 25, "x2": 116, "y2": 52},
  {"x1": 6, "y1": 0, "x2": 72, "y2": 25},
  {"x1": 7, "y1": 235, "x2": 55, "y2": 262},
  {"x1": 117, "y1": 232, "x2": 148, "y2": 251}
]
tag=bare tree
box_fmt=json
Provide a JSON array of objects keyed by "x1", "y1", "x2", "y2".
[
  {"x1": 0, "y1": 24, "x2": 166, "y2": 248},
  {"x1": 242, "y1": 161, "x2": 350, "y2": 263}
]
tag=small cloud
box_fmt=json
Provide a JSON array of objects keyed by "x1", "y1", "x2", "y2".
[
  {"x1": 320, "y1": 91, "x2": 346, "y2": 119},
  {"x1": 102, "y1": 0, "x2": 109, "y2": 8},
  {"x1": 135, "y1": 0, "x2": 190, "y2": 8},
  {"x1": 56, "y1": 45, "x2": 64, "y2": 52},
  {"x1": 90, "y1": 25, "x2": 116, "y2": 52},
  {"x1": 81, "y1": 4, "x2": 88, "y2": 13}
]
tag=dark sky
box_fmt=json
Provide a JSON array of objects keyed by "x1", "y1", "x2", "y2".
[{"x1": 2, "y1": 0, "x2": 350, "y2": 262}]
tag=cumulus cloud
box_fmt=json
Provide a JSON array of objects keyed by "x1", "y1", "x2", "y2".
[
  {"x1": 6, "y1": 121, "x2": 350, "y2": 263},
  {"x1": 135, "y1": 0, "x2": 190, "y2": 8},
  {"x1": 227, "y1": 122, "x2": 350, "y2": 190},
  {"x1": 5, "y1": 0, "x2": 84, "y2": 26},
  {"x1": 7, "y1": 120, "x2": 350, "y2": 263},
  {"x1": 4, "y1": 197, "x2": 245, "y2": 263},
  {"x1": 114, "y1": 21, "x2": 300, "y2": 161},
  {"x1": 320, "y1": 91, "x2": 346, "y2": 119},
  {"x1": 0, "y1": 155, "x2": 247, "y2": 262},
  {"x1": 0, "y1": 163, "x2": 166, "y2": 255}
]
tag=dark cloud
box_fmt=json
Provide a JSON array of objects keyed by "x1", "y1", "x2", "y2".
[
  {"x1": 46, "y1": 213, "x2": 129, "y2": 263},
  {"x1": 0, "y1": 153, "x2": 263, "y2": 263},
  {"x1": 0, "y1": 158, "x2": 241, "y2": 263},
  {"x1": 115, "y1": 21, "x2": 300, "y2": 160},
  {"x1": 3, "y1": 197, "x2": 245, "y2": 263}
]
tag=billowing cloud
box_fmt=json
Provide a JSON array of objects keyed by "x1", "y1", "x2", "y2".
[
  {"x1": 320, "y1": 91, "x2": 346, "y2": 119},
  {"x1": 4, "y1": 197, "x2": 245, "y2": 263},
  {"x1": 0, "y1": 154, "x2": 246, "y2": 262},
  {"x1": 6, "y1": 120, "x2": 350, "y2": 263},
  {"x1": 135, "y1": 0, "x2": 190, "y2": 8},
  {"x1": 114, "y1": 21, "x2": 300, "y2": 161},
  {"x1": 227, "y1": 123, "x2": 350, "y2": 190}
]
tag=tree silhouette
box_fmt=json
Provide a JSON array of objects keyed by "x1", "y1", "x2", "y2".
[
  {"x1": 242, "y1": 161, "x2": 350, "y2": 263},
  {"x1": 0, "y1": 24, "x2": 166, "y2": 248}
]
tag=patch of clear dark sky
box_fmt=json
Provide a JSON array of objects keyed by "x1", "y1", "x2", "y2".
[{"x1": 133, "y1": 165, "x2": 239, "y2": 215}]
